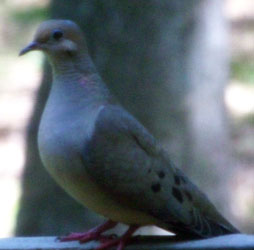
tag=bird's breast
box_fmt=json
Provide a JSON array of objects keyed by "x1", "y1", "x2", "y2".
[
  {"x1": 38, "y1": 126, "x2": 159, "y2": 226},
  {"x1": 37, "y1": 104, "x2": 159, "y2": 226}
]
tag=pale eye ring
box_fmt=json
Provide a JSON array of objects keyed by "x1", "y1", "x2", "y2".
[{"x1": 52, "y1": 30, "x2": 63, "y2": 40}]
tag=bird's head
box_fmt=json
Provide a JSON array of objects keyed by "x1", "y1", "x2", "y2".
[{"x1": 19, "y1": 19, "x2": 86, "y2": 59}]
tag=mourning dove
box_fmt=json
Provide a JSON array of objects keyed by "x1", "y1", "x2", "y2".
[{"x1": 20, "y1": 20, "x2": 239, "y2": 250}]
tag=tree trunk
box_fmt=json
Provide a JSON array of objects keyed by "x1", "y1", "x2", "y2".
[{"x1": 185, "y1": 0, "x2": 236, "y2": 219}]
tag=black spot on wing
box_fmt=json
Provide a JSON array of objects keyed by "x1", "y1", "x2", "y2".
[
  {"x1": 172, "y1": 187, "x2": 183, "y2": 203},
  {"x1": 179, "y1": 175, "x2": 187, "y2": 184},
  {"x1": 174, "y1": 175, "x2": 181, "y2": 185},
  {"x1": 184, "y1": 190, "x2": 193, "y2": 202},
  {"x1": 158, "y1": 171, "x2": 165, "y2": 179},
  {"x1": 151, "y1": 183, "x2": 161, "y2": 193}
]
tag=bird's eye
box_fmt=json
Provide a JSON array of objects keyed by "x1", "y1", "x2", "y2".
[{"x1": 52, "y1": 30, "x2": 63, "y2": 40}]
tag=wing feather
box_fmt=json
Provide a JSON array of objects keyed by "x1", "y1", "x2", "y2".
[{"x1": 83, "y1": 105, "x2": 238, "y2": 237}]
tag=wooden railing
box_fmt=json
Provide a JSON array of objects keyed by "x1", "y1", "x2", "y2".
[{"x1": 0, "y1": 234, "x2": 253, "y2": 250}]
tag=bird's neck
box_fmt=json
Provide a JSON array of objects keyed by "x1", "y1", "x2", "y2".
[
  {"x1": 50, "y1": 52, "x2": 96, "y2": 80},
  {"x1": 49, "y1": 53, "x2": 113, "y2": 106}
]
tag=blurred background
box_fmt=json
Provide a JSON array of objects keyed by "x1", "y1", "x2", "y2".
[{"x1": 0, "y1": 0, "x2": 254, "y2": 237}]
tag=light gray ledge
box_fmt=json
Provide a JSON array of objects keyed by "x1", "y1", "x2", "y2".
[{"x1": 0, "y1": 234, "x2": 253, "y2": 250}]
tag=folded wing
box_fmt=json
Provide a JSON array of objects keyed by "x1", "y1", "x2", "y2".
[{"x1": 83, "y1": 105, "x2": 238, "y2": 238}]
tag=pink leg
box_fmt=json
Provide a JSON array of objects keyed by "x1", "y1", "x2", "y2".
[
  {"x1": 96, "y1": 225, "x2": 139, "y2": 250},
  {"x1": 60, "y1": 220, "x2": 117, "y2": 243}
]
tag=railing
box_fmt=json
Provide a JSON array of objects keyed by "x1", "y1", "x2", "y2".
[{"x1": 0, "y1": 234, "x2": 253, "y2": 250}]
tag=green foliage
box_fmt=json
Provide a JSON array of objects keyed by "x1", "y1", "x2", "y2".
[
  {"x1": 243, "y1": 113, "x2": 254, "y2": 126},
  {"x1": 10, "y1": 6, "x2": 48, "y2": 24},
  {"x1": 231, "y1": 60, "x2": 254, "y2": 85}
]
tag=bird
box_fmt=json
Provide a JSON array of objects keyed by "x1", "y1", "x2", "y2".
[{"x1": 19, "y1": 19, "x2": 239, "y2": 250}]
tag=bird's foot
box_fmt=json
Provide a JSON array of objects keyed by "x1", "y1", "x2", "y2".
[
  {"x1": 96, "y1": 225, "x2": 139, "y2": 250},
  {"x1": 59, "y1": 220, "x2": 139, "y2": 250},
  {"x1": 59, "y1": 220, "x2": 117, "y2": 243}
]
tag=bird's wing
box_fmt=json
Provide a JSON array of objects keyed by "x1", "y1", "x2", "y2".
[{"x1": 83, "y1": 105, "x2": 238, "y2": 237}]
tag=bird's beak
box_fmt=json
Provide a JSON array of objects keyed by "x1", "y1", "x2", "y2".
[{"x1": 19, "y1": 41, "x2": 41, "y2": 56}]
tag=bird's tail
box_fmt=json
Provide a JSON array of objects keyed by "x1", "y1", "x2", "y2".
[{"x1": 170, "y1": 217, "x2": 239, "y2": 239}]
